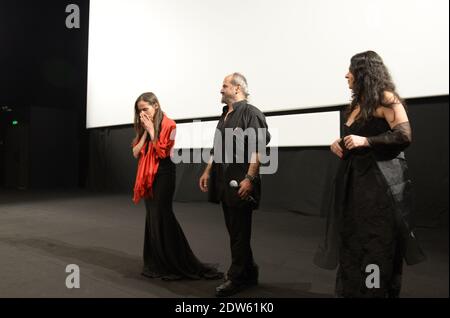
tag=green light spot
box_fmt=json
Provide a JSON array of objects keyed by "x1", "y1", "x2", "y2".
[{"x1": 12, "y1": 120, "x2": 18, "y2": 125}]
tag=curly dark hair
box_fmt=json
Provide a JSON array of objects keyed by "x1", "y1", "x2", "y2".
[{"x1": 346, "y1": 50, "x2": 405, "y2": 122}]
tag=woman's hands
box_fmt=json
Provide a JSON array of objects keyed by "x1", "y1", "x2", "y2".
[
  {"x1": 330, "y1": 138, "x2": 344, "y2": 158},
  {"x1": 140, "y1": 112, "x2": 155, "y2": 140},
  {"x1": 330, "y1": 135, "x2": 369, "y2": 158},
  {"x1": 140, "y1": 112, "x2": 153, "y2": 131},
  {"x1": 343, "y1": 135, "x2": 369, "y2": 149}
]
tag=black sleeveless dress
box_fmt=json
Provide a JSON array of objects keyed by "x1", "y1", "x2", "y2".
[
  {"x1": 337, "y1": 118, "x2": 403, "y2": 297},
  {"x1": 314, "y1": 117, "x2": 426, "y2": 298},
  {"x1": 142, "y1": 157, "x2": 223, "y2": 281}
]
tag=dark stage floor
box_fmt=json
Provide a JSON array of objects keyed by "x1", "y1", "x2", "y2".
[{"x1": 0, "y1": 190, "x2": 448, "y2": 298}]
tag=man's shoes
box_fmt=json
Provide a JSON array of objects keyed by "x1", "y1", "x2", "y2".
[{"x1": 215, "y1": 279, "x2": 258, "y2": 297}]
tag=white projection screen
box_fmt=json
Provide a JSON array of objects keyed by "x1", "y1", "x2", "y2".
[
  {"x1": 174, "y1": 112, "x2": 341, "y2": 148},
  {"x1": 87, "y1": 0, "x2": 449, "y2": 146}
]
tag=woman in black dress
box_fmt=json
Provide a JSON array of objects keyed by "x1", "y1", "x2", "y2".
[
  {"x1": 132, "y1": 92, "x2": 223, "y2": 281},
  {"x1": 315, "y1": 51, "x2": 426, "y2": 297}
]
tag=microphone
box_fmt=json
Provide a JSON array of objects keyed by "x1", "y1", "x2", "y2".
[{"x1": 229, "y1": 180, "x2": 257, "y2": 204}]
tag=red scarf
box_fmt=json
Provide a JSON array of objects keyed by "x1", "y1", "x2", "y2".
[{"x1": 133, "y1": 115, "x2": 176, "y2": 204}]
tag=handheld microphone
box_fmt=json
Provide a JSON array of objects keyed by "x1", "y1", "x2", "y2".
[{"x1": 229, "y1": 180, "x2": 257, "y2": 204}]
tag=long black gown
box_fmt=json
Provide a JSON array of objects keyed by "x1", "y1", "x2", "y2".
[
  {"x1": 314, "y1": 117, "x2": 426, "y2": 298},
  {"x1": 142, "y1": 157, "x2": 223, "y2": 281}
]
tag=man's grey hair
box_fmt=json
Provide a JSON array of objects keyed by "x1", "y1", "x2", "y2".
[{"x1": 230, "y1": 72, "x2": 249, "y2": 99}]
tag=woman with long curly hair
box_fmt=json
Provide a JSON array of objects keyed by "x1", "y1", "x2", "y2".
[
  {"x1": 314, "y1": 51, "x2": 426, "y2": 297},
  {"x1": 132, "y1": 92, "x2": 223, "y2": 281}
]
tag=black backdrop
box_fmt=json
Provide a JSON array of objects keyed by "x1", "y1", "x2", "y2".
[
  {"x1": 0, "y1": 0, "x2": 89, "y2": 189},
  {"x1": 1, "y1": 1, "x2": 448, "y2": 228}
]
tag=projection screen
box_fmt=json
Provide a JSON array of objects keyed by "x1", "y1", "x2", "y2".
[{"x1": 87, "y1": 0, "x2": 449, "y2": 146}]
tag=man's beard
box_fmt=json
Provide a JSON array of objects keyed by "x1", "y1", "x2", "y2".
[{"x1": 221, "y1": 94, "x2": 231, "y2": 104}]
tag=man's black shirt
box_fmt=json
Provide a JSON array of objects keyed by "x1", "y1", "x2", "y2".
[{"x1": 209, "y1": 100, "x2": 270, "y2": 209}]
